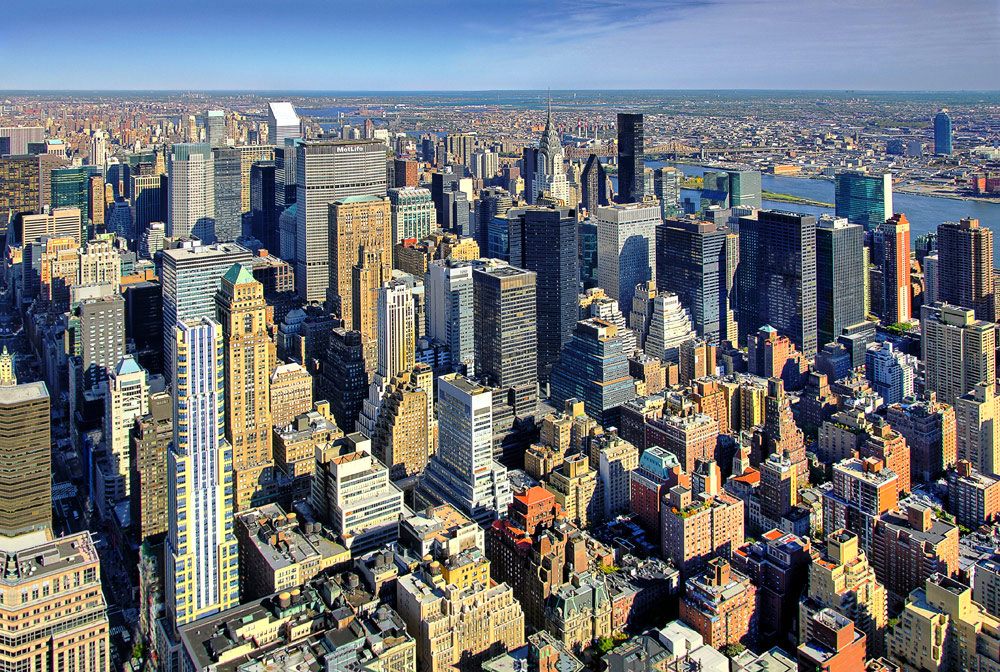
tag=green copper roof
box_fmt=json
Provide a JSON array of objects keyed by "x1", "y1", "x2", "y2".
[{"x1": 222, "y1": 263, "x2": 255, "y2": 285}]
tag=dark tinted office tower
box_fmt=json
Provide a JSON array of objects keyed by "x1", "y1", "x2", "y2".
[
  {"x1": 738, "y1": 210, "x2": 818, "y2": 358},
  {"x1": 579, "y1": 220, "x2": 598, "y2": 288},
  {"x1": 476, "y1": 187, "x2": 513, "y2": 251},
  {"x1": 701, "y1": 171, "x2": 730, "y2": 209},
  {"x1": 213, "y1": 147, "x2": 242, "y2": 242},
  {"x1": 250, "y1": 161, "x2": 278, "y2": 251},
  {"x1": 130, "y1": 388, "x2": 171, "y2": 544},
  {"x1": 50, "y1": 167, "x2": 94, "y2": 213},
  {"x1": 935, "y1": 111, "x2": 952, "y2": 155},
  {"x1": 0, "y1": 380, "x2": 50, "y2": 537},
  {"x1": 132, "y1": 174, "x2": 165, "y2": 242},
  {"x1": 473, "y1": 263, "x2": 538, "y2": 418},
  {"x1": 937, "y1": 218, "x2": 994, "y2": 321},
  {"x1": 581, "y1": 154, "x2": 609, "y2": 215},
  {"x1": 834, "y1": 171, "x2": 893, "y2": 231},
  {"x1": 431, "y1": 171, "x2": 459, "y2": 226},
  {"x1": 321, "y1": 328, "x2": 369, "y2": 433},
  {"x1": 124, "y1": 281, "x2": 163, "y2": 375},
  {"x1": 656, "y1": 218, "x2": 734, "y2": 345},
  {"x1": 728, "y1": 169, "x2": 763, "y2": 209},
  {"x1": 815, "y1": 215, "x2": 865, "y2": 347},
  {"x1": 442, "y1": 188, "x2": 471, "y2": 237},
  {"x1": 616, "y1": 113, "x2": 644, "y2": 204},
  {"x1": 0, "y1": 155, "x2": 39, "y2": 222},
  {"x1": 509, "y1": 206, "x2": 579, "y2": 388},
  {"x1": 915, "y1": 232, "x2": 937, "y2": 265},
  {"x1": 421, "y1": 137, "x2": 435, "y2": 164},
  {"x1": 522, "y1": 147, "x2": 538, "y2": 204},
  {"x1": 550, "y1": 319, "x2": 636, "y2": 427}
]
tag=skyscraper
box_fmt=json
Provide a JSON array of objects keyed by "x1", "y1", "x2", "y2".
[
  {"x1": 166, "y1": 318, "x2": 239, "y2": 627},
  {"x1": 250, "y1": 161, "x2": 277, "y2": 251},
  {"x1": 581, "y1": 154, "x2": 609, "y2": 216},
  {"x1": 295, "y1": 139, "x2": 387, "y2": 302},
  {"x1": 508, "y1": 206, "x2": 579, "y2": 387},
  {"x1": 737, "y1": 210, "x2": 818, "y2": 357},
  {"x1": 102, "y1": 357, "x2": 149, "y2": 506},
  {"x1": 212, "y1": 147, "x2": 242, "y2": 242},
  {"x1": 533, "y1": 98, "x2": 569, "y2": 204},
  {"x1": 654, "y1": 166, "x2": 682, "y2": 218},
  {"x1": 132, "y1": 173, "x2": 166, "y2": 241},
  {"x1": 549, "y1": 318, "x2": 636, "y2": 427},
  {"x1": 815, "y1": 215, "x2": 865, "y2": 346},
  {"x1": 167, "y1": 143, "x2": 214, "y2": 241},
  {"x1": 388, "y1": 186, "x2": 434, "y2": 245},
  {"x1": 922, "y1": 303, "x2": 995, "y2": 406},
  {"x1": 616, "y1": 113, "x2": 644, "y2": 204},
  {"x1": 597, "y1": 202, "x2": 658, "y2": 313},
  {"x1": 834, "y1": 171, "x2": 893, "y2": 231},
  {"x1": 934, "y1": 111, "x2": 952, "y2": 155},
  {"x1": 418, "y1": 374, "x2": 512, "y2": 526},
  {"x1": 937, "y1": 218, "x2": 994, "y2": 321},
  {"x1": 326, "y1": 195, "x2": 392, "y2": 333},
  {"x1": 880, "y1": 213, "x2": 911, "y2": 325},
  {"x1": 473, "y1": 262, "x2": 538, "y2": 419},
  {"x1": 204, "y1": 110, "x2": 226, "y2": 147},
  {"x1": 267, "y1": 102, "x2": 301, "y2": 146},
  {"x1": 0, "y1": 373, "x2": 50, "y2": 538},
  {"x1": 426, "y1": 259, "x2": 475, "y2": 375},
  {"x1": 358, "y1": 279, "x2": 415, "y2": 436},
  {"x1": 216, "y1": 265, "x2": 273, "y2": 512},
  {"x1": 727, "y1": 169, "x2": 763, "y2": 209},
  {"x1": 0, "y1": 154, "x2": 40, "y2": 223},
  {"x1": 656, "y1": 218, "x2": 737, "y2": 345}
]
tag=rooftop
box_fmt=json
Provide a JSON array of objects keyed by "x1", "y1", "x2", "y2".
[
  {"x1": 0, "y1": 380, "x2": 48, "y2": 405},
  {"x1": 0, "y1": 531, "x2": 99, "y2": 585}
]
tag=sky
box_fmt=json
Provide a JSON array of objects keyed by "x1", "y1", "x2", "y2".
[{"x1": 1, "y1": 0, "x2": 997, "y2": 91}]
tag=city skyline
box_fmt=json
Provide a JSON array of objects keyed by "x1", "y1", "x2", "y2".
[{"x1": 2, "y1": 0, "x2": 997, "y2": 91}]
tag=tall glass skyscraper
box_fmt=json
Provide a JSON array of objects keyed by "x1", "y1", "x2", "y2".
[
  {"x1": 616, "y1": 113, "x2": 644, "y2": 204},
  {"x1": 934, "y1": 111, "x2": 952, "y2": 155},
  {"x1": 738, "y1": 210, "x2": 818, "y2": 358},
  {"x1": 50, "y1": 166, "x2": 97, "y2": 215},
  {"x1": 815, "y1": 215, "x2": 865, "y2": 347},
  {"x1": 653, "y1": 166, "x2": 682, "y2": 218},
  {"x1": 727, "y1": 169, "x2": 763, "y2": 209},
  {"x1": 834, "y1": 170, "x2": 893, "y2": 231},
  {"x1": 508, "y1": 206, "x2": 579, "y2": 389},
  {"x1": 212, "y1": 147, "x2": 242, "y2": 242}
]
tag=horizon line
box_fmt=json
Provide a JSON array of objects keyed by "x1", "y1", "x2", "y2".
[{"x1": 2, "y1": 88, "x2": 998, "y2": 95}]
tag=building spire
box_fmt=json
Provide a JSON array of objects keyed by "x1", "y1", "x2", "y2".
[
  {"x1": 547, "y1": 88, "x2": 551, "y2": 127},
  {"x1": 0, "y1": 347, "x2": 15, "y2": 387}
]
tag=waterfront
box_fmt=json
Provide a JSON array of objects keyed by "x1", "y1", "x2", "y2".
[{"x1": 648, "y1": 161, "x2": 1000, "y2": 263}]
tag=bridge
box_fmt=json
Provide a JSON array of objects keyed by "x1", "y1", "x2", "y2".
[{"x1": 565, "y1": 141, "x2": 792, "y2": 161}]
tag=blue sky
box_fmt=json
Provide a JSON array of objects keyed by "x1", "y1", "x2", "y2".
[{"x1": 1, "y1": 0, "x2": 997, "y2": 90}]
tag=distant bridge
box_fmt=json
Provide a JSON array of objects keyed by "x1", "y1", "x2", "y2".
[{"x1": 565, "y1": 141, "x2": 793, "y2": 160}]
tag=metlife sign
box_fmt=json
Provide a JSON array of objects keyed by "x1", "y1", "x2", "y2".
[{"x1": 336, "y1": 145, "x2": 366, "y2": 153}]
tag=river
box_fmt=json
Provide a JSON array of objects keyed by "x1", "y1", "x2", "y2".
[{"x1": 641, "y1": 161, "x2": 1000, "y2": 262}]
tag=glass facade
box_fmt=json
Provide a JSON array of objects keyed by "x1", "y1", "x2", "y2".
[
  {"x1": 816, "y1": 216, "x2": 865, "y2": 347},
  {"x1": 834, "y1": 171, "x2": 893, "y2": 231}
]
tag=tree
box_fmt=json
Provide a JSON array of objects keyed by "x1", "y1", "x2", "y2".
[
  {"x1": 596, "y1": 637, "x2": 615, "y2": 654},
  {"x1": 721, "y1": 643, "x2": 746, "y2": 658}
]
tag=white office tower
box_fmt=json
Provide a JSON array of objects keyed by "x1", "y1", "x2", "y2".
[
  {"x1": 166, "y1": 318, "x2": 239, "y2": 627},
  {"x1": 101, "y1": 356, "x2": 149, "y2": 503},
  {"x1": 588, "y1": 295, "x2": 638, "y2": 357},
  {"x1": 167, "y1": 143, "x2": 215, "y2": 241},
  {"x1": 358, "y1": 280, "x2": 416, "y2": 436},
  {"x1": 313, "y1": 433, "x2": 404, "y2": 554},
  {"x1": 140, "y1": 222, "x2": 166, "y2": 259},
  {"x1": 645, "y1": 293, "x2": 697, "y2": 363},
  {"x1": 596, "y1": 202, "x2": 659, "y2": 312},
  {"x1": 267, "y1": 102, "x2": 301, "y2": 146},
  {"x1": 160, "y1": 242, "x2": 252, "y2": 382},
  {"x1": 89, "y1": 130, "x2": 108, "y2": 169},
  {"x1": 534, "y1": 99, "x2": 569, "y2": 204},
  {"x1": 923, "y1": 254, "x2": 939, "y2": 305},
  {"x1": 426, "y1": 259, "x2": 475, "y2": 375},
  {"x1": 419, "y1": 374, "x2": 512, "y2": 526}
]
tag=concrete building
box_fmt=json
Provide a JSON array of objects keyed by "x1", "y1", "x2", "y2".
[
  {"x1": 296, "y1": 140, "x2": 387, "y2": 302},
  {"x1": 0, "y1": 532, "x2": 109, "y2": 672},
  {"x1": 0, "y1": 378, "x2": 50, "y2": 537},
  {"x1": 865, "y1": 341, "x2": 917, "y2": 406},
  {"x1": 973, "y1": 554, "x2": 1000, "y2": 619},
  {"x1": 167, "y1": 143, "x2": 214, "y2": 241},
  {"x1": 130, "y1": 388, "x2": 171, "y2": 545},
  {"x1": 880, "y1": 213, "x2": 912, "y2": 324},
  {"x1": 680, "y1": 558, "x2": 757, "y2": 650},
  {"x1": 371, "y1": 367, "x2": 433, "y2": 480},
  {"x1": 948, "y1": 460, "x2": 1000, "y2": 529},
  {"x1": 887, "y1": 394, "x2": 957, "y2": 484},
  {"x1": 312, "y1": 433, "x2": 404, "y2": 554},
  {"x1": 887, "y1": 574, "x2": 1000, "y2": 672},
  {"x1": 269, "y1": 362, "x2": 313, "y2": 429},
  {"x1": 822, "y1": 457, "x2": 899, "y2": 556},
  {"x1": 937, "y1": 218, "x2": 994, "y2": 321},
  {"x1": 101, "y1": 357, "x2": 148, "y2": 507},
  {"x1": 800, "y1": 530, "x2": 888, "y2": 658},
  {"x1": 596, "y1": 202, "x2": 659, "y2": 313},
  {"x1": 597, "y1": 434, "x2": 640, "y2": 520},
  {"x1": 389, "y1": 186, "x2": 434, "y2": 245},
  {"x1": 266, "y1": 102, "x2": 301, "y2": 146},
  {"x1": 426, "y1": 259, "x2": 475, "y2": 375},
  {"x1": 545, "y1": 453, "x2": 600, "y2": 530},
  {"x1": 921, "y1": 303, "x2": 995, "y2": 406},
  {"x1": 272, "y1": 404, "x2": 343, "y2": 502},
  {"x1": 956, "y1": 383, "x2": 1000, "y2": 477}
]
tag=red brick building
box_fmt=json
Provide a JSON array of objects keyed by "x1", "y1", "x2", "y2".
[{"x1": 680, "y1": 558, "x2": 757, "y2": 649}]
